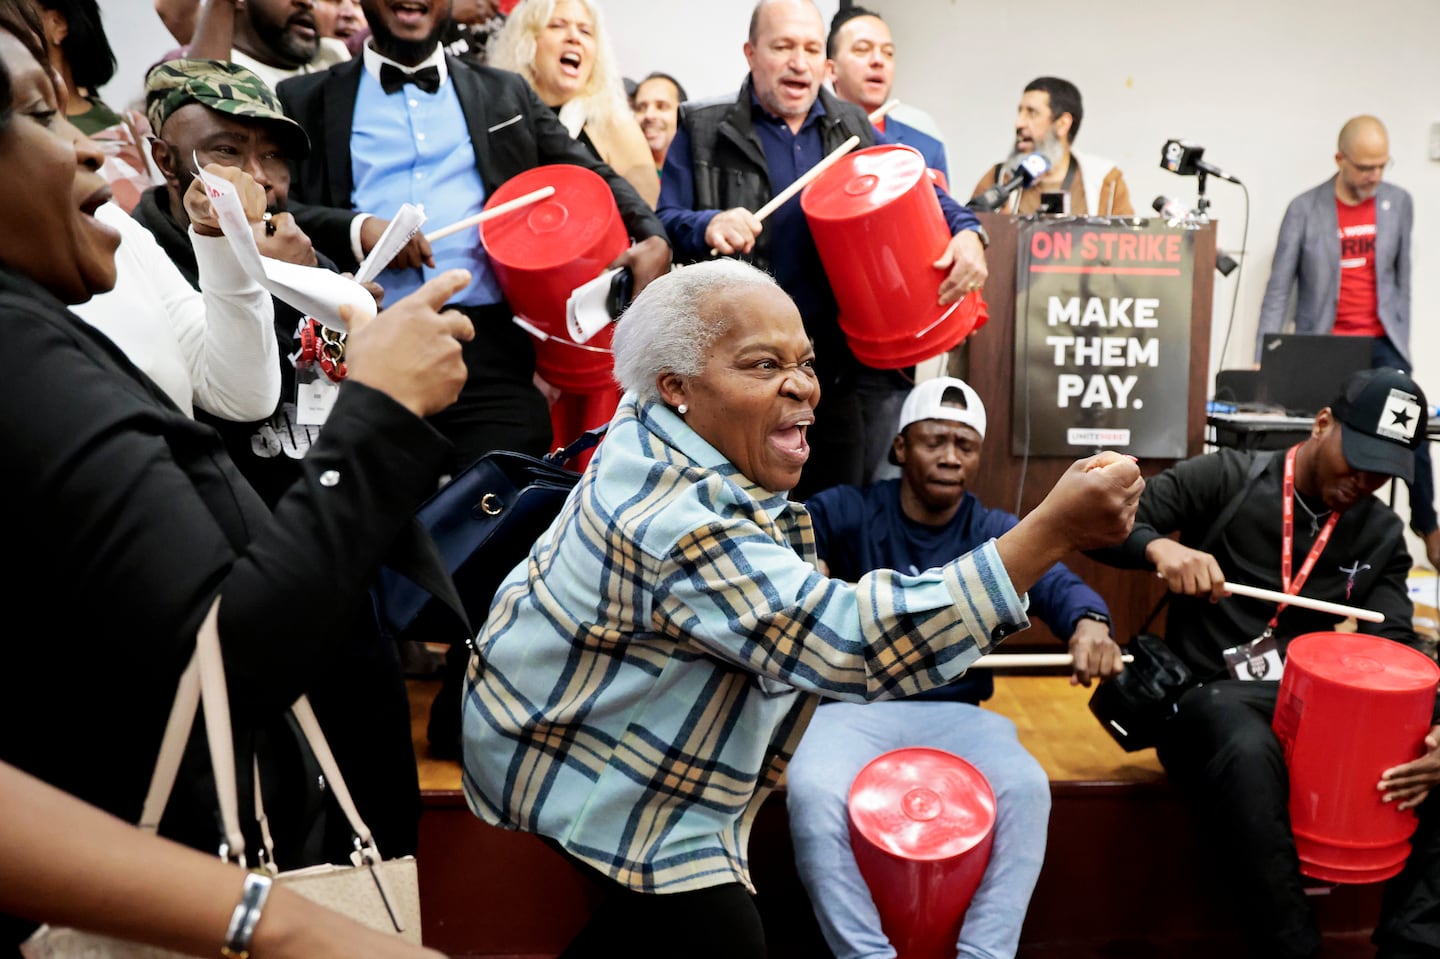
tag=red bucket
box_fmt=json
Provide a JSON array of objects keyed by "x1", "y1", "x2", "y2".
[
  {"x1": 1273, "y1": 632, "x2": 1440, "y2": 883},
  {"x1": 480, "y1": 164, "x2": 628, "y2": 392},
  {"x1": 802, "y1": 145, "x2": 987, "y2": 369},
  {"x1": 848, "y1": 747, "x2": 996, "y2": 959}
]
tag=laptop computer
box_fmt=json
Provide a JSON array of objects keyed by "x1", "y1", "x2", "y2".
[{"x1": 1259, "y1": 334, "x2": 1373, "y2": 416}]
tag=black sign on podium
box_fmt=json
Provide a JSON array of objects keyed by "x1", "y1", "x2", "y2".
[{"x1": 1012, "y1": 220, "x2": 1196, "y2": 458}]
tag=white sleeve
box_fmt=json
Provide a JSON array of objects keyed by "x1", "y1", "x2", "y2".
[{"x1": 172, "y1": 229, "x2": 281, "y2": 422}]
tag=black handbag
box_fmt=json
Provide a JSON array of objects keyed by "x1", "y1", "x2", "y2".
[
  {"x1": 1088, "y1": 633, "x2": 1195, "y2": 751},
  {"x1": 373, "y1": 426, "x2": 607, "y2": 646}
]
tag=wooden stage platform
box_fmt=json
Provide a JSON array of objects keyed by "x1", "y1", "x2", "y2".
[{"x1": 410, "y1": 676, "x2": 1383, "y2": 958}]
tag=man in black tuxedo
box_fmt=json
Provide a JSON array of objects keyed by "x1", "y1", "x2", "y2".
[
  {"x1": 278, "y1": 0, "x2": 669, "y2": 756},
  {"x1": 278, "y1": 0, "x2": 670, "y2": 474}
]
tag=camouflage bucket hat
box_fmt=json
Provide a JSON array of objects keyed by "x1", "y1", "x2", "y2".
[{"x1": 145, "y1": 58, "x2": 310, "y2": 159}]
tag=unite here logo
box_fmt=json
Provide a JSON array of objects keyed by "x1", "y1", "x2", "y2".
[{"x1": 1377, "y1": 389, "x2": 1422, "y2": 444}]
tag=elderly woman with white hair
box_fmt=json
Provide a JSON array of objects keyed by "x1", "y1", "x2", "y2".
[
  {"x1": 488, "y1": 0, "x2": 658, "y2": 206},
  {"x1": 461, "y1": 259, "x2": 1143, "y2": 957}
]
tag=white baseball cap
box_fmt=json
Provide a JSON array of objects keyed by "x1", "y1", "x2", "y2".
[{"x1": 896, "y1": 377, "x2": 987, "y2": 440}]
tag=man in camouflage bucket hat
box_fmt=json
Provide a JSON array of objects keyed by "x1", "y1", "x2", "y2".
[
  {"x1": 133, "y1": 57, "x2": 338, "y2": 505},
  {"x1": 145, "y1": 57, "x2": 310, "y2": 163},
  {"x1": 130, "y1": 60, "x2": 424, "y2": 859},
  {"x1": 138, "y1": 58, "x2": 318, "y2": 274}
]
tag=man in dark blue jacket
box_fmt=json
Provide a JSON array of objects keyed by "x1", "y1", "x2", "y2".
[
  {"x1": 786, "y1": 376, "x2": 1121, "y2": 959},
  {"x1": 657, "y1": 0, "x2": 988, "y2": 499}
]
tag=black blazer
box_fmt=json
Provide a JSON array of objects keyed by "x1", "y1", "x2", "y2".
[
  {"x1": 278, "y1": 56, "x2": 666, "y2": 271},
  {"x1": 0, "y1": 266, "x2": 449, "y2": 930}
]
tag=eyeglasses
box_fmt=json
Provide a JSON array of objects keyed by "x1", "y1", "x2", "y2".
[{"x1": 1342, "y1": 153, "x2": 1394, "y2": 175}]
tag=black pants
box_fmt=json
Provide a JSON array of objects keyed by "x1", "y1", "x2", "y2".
[
  {"x1": 1158, "y1": 681, "x2": 1440, "y2": 958},
  {"x1": 1376, "y1": 767, "x2": 1440, "y2": 957},
  {"x1": 429, "y1": 302, "x2": 551, "y2": 476},
  {"x1": 552, "y1": 845, "x2": 767, "y2": 959},
  {"x1": 1157, "y1": 682, "x2": 1319, "y2": 958}
]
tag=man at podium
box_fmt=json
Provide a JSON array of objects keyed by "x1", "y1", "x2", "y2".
[{"x1": 970, "y1": 76, "x2": 1132, "y2": 217}]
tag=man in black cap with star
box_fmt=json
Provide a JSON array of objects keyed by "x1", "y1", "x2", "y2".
[{"x1": 1094, "y1": 365, "x2": 1440, "y2": 958}]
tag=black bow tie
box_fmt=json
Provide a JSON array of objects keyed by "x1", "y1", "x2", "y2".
[{"x1": 379, "y1": 63, "x2": 441, "y2": 95}]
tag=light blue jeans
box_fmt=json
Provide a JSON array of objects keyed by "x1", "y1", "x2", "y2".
[{"x1": 785, "y1": 701, "x2": 1051, "y2": 959}]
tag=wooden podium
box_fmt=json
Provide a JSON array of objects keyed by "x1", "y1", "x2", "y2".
[{"x1": 955, "y1": 213, "x2": 1217, "y2": 647}]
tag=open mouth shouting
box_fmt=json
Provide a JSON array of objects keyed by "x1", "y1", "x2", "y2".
[
  {"x1": 777, "y1": 72, "x2": 814, "y2": 106},
  {"x1": 559, "y1": 49, "x2": 584, "y2": 78},
  {"x1": 389, "y1": 0, "x2": 432, "y2": 31},
  {"x1": 771, "y1": 412, "x2": 814, "y2": 466}
]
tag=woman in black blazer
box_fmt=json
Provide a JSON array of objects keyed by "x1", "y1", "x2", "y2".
[{"x1": 0, "y1": 3, "x2": 475, "y2": 951}]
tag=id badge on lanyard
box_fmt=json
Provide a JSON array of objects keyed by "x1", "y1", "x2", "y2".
[
  {"x1": 1220, "y1": 444, "x2": 1337, "y2": 682},
  {"x1": 1222, "y1": 629, "x2": 1283, "y2": 681}
]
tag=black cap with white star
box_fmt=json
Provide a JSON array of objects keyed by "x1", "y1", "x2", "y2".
[{"x1": 1330, "y1": 367, "x2": 1428, "y2": 483}]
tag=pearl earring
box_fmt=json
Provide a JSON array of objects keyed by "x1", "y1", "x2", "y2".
[{"x1": 677, "y1": 404, "x2": 689, "y2": 415}]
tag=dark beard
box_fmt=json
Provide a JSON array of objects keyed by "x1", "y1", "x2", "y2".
[
  {"x1": 365, "y1": 9, "x2": 453, "y2": 66},
  {"x1": 248, "y1": 9, "x2": 320, "y2": 68}
]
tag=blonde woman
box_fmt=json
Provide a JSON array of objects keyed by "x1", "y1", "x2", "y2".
[{"x1": 489, "y1": 0, "x2": 659, "y2": 207}]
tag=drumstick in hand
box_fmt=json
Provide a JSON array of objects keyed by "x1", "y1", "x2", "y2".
[
  {"x1": 424, "y1": 186, "x2": 556, "y2": 243},
  {"x1": 1222, "y1": 581, "x2": 1385, "y2": 624},
  {"x1": 867, "y1": 99, "x2": 900, "y2": 124},
  {"x1": 709, "y1": 134, "x2": 861, "y2": 256},
  {"x1": 974, "y1": 653, "x2": 1135, "y2": 669}
]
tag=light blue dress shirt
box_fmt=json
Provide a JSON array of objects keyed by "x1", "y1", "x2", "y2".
[{"x1": 353, "y1": 45, "x2": 503, "y2": 306}]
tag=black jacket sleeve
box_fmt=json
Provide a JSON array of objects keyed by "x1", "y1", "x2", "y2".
[
  {"x1": 0, "y1": 291, "x2": 449, "y2": 717},
  {"x1": 1089, "y1": 448, "x2": 1258, "y2": 568}
]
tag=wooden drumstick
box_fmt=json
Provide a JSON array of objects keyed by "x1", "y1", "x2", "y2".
[
  {"x1": 423, "y1": 186, "x2": 556, "y2": 243},
  {"x1": 1222, "y1": 581, "x2": 1385, "y2": 624},
  {"x1": 709, "y1": 134, "x2": 861, "y2": 255},
  {"x1": 973, "y1": 653, "x2": 1135, "y2": 669},
  {"x1": 867, "y1": 99, "x2": 900, "y2": 123}
]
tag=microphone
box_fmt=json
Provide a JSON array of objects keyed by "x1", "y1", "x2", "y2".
[
  {"x1": 968, "y1": 153, "x2": 1051, "y2": 211},
  {"x1": 1152, "y1": 195, "x2": 1190, "y2": 219},
  {"x1": 1160, "y1": 139, "x2": 1242, "y2": 185}
]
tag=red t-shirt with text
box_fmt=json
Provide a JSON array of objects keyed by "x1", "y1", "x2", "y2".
[{"x1": 1333, "y1": 196, "x2": 1382, "y2": 337}]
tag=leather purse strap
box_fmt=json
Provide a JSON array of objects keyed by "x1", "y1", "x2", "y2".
[
  {"x1": 139, "y1": 600, "x2": 247, "y2": 864},
  {"x1": 288, "y1": 695, "x2": 378, "y2": 852},
  {"x1": 251, "y1": 694, "x2": 410, "y2": 932},
  {"x1": 545, "y1": 424, "x2": 608, "y2": 467},
  {"x1": 137, "y1": 599, "x2": 384, "y2": 872}
]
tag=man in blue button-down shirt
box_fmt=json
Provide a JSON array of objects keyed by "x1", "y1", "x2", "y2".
[
  {"x1": 278, "y1": 0, "x2": 670, "y2": 477},
  {"x1": 658, "y1": 0, "x2": 988, "y2": 502}
]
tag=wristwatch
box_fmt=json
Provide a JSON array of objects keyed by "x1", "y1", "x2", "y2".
[
  {"x1": 1076, "y1": 610, "x2": 1111, "y2": 630},
  {"x1": 967, "y1": 224, "x2": 991, "y2": 249}
]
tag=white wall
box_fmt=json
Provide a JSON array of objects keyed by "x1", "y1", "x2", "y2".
[
  {"x1": 100, "y1": 0, "x2": 1440, "y2": 400},
  {"x1": 97, "y1": 1, "x2": 179, "y2": 113},
  {"x1": 606, "y1": 0, "x2": 1440, "y2": 403},
  {"x1": 603, "y1": 0, "x2": 839, "y2": 101},
  {"x1": 885, "y1": 0, "x2": 1440, "y2": 399}
]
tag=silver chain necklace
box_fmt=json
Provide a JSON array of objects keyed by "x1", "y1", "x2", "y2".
[{"x1": 1293, "y1": 492, "x2": 1332, "y2": 537}]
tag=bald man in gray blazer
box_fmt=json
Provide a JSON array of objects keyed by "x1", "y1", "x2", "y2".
[{"x1": 1255, "y1": 116, "x2": 1433, "y2": 564}]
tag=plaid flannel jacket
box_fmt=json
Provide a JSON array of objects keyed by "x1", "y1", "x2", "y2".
[{"x1": 461, "y1": 395, "x2": 1028, "y2": 893}]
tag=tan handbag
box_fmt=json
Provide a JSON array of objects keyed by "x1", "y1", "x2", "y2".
[{"x1": 22, "y1": 601, "x2": 421, "y2": 958}]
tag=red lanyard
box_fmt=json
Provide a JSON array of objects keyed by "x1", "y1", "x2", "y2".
[{"x1": 1272, "y1": 443, "x2": 1338, "y2": 630}]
